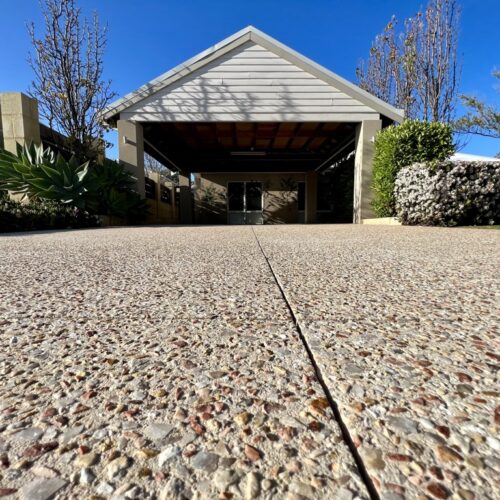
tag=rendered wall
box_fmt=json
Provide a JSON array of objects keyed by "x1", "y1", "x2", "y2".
[
  {"x1": 194, "y1": 172, "x2": 306, "y2": 224},
  {"x1": 0, "y1": 93, "x2": 41, "y2": 153},
  {"x1": 117, "y1": 120, "x2": 146, "y2": 197},
  {"x1": 353, "y1": 119, "x2": 382, "y2": 222}
]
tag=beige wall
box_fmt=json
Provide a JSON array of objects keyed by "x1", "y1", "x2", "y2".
[
  {"x1": 117, "y1": 120, "x2": 146, "y2": 197},
  {"x1": 194, "y1": 172, "x2": 306, "y2": 224},
  {"x1": 0, "y1": 93, "x2": 41, "y2": 153},
  {"x1": 353, "y1": 119, "x2": 382, "y2": 223},
  {"x1": 145, "y1": 172, "x2": 178, "y2": 224}
]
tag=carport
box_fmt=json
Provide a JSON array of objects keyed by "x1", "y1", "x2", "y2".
[{"x1": 102, "y1": 26, "x2": 403, "y2": 224}]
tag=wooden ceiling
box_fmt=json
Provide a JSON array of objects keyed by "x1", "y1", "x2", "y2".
[{"x1": 143, "y1": 122, "x2": 355, "y2": 172}]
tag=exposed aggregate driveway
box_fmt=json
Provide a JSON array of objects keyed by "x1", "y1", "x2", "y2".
[{"x1": 0, "y1": 225, "x2": 499, "y2": 500}]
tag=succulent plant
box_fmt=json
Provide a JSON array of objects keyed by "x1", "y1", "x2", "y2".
[
  {"x1": 0, "y1": 142, "x2": 91, "y2": 208},
  {"x1": 0, "y1": 143, "x2": 148, "y2": 220}
]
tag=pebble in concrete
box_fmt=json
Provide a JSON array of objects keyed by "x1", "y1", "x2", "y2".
[
  {"x1": 19, "y1": 478, "x2": 67, "y2": 500},
  {"x1": 0, "y1": 226, "x2": 369, "y2": 499},
  {"x1": 254, "y1": 224, "x2": 500, "y2": 500}
]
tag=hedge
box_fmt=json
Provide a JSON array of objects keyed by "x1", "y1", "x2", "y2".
[
  {"x1": 394, "y1": 160, "x2": 500, "y2": 226},
  {"x1": 372, "y1": 120, "x2": 455, "y2": 217},
  {"x1": 0, "y1": 193, "x2": 100, "y2": 233}
]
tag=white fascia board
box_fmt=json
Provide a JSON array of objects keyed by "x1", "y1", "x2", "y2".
[{"x1": 120, "y1": 111, "x2": 381, "y2": 122}]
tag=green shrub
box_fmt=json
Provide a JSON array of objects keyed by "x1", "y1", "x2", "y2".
[
  {"x1": 395, "y1": 160, "x2": 500, "y2": 226},
  {"x1": 88, "y1": 159, "x2": 149, "y2": 219},
  {"x1": 372, "y1": 120, "x2": 455, "y2": 217},
  {"x1": 0, "y1": 192, "x2": 100, "y2": 232}
]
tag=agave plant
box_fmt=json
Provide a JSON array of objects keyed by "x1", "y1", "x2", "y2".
[
  {"x1": 0, "y1": 143, "x2": 149, "y2": 221},
  {"x1": 0, "y1": 142, "x2": 92, "y2": 208},
  {"x1": 90, "y1": 158, "x2": 137, "y2": 192},
  {"x1": 87, "y1": 159, "x2": 148, "y2": 218}
]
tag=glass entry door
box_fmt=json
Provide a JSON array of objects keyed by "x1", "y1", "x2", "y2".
[{"x1": 227, "y1": 182, "x2": 263, "y2": 224}]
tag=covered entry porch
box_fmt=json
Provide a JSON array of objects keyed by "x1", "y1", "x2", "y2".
[
  {"x1": 104, "y1": 26, "x2": 403, "y2": 224},
  {"x1": 117, "y1": 118, "x2": 383, "y2": 224}
]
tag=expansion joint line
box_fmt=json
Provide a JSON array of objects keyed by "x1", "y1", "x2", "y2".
[{"x1": 250, "y1": 227, "x2": 380, "y2": 500}]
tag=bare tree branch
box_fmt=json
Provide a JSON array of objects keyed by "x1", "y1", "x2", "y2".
[
  {"x1": 455, "y1": 71, "x2": 500, "y2": 138},
  {"x1": 357, "y1": 0, "x2": 461, "y2": 123},
  {"x1": 27, "y1": 0, "x2": 116, "y2": 159},
  {"x1": 144, "y1": 154, "x2": 176, "y2": 180}
]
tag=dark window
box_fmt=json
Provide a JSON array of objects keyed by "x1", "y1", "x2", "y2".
[
  {"x1": 228, "y1": 182, "x2": 245, "y2": 211},
  {"x1": 160, "y1": 186, "x2": 171, "y2": 204},
  {"x1": 245, "y1": 182, "x2": 262, "y2": 211},
  {"x1": 145, "y1": 178, "x2": 156, "y2": 200}
]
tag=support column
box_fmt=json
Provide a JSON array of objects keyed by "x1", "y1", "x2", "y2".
[
  {"x1": 117, "y1": 119, "x2": 145, "y2": 197},
  {"x1": 305, "y1": 170, "x2": 317, "y2": 224},
  {"x1": 0, "y1": 93, "x2": 41, "y2": 153},
  {"x1": 178, "y1": 171, "x2": 193, "y2": 224},
  {"x1": 353, "y1": 119, "x2": 382, "y2": 223}
]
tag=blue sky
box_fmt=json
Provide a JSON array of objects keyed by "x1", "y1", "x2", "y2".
[{"x1": 1, "y1": 0, "x2": 499, "y2": 158}]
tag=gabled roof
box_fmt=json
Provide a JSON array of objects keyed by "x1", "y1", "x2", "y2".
[{"x1": 103, "y1": 26, "x2": 404, "y2": 123}]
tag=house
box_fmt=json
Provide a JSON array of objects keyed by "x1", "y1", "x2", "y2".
[{"x1": 102, "y1": 26, "x2": 403, "y2": 224}]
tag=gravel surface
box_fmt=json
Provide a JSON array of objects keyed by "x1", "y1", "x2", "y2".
[{"x1": 0, "y1": 225, "x2": 498, "y2": 499}]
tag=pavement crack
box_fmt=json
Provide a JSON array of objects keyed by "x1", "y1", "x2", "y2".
[{"x1": 251, "y1": 226, "x2": 380, "y2": 500}]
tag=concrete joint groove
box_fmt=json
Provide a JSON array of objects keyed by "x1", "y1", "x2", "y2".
[{"x1": 250, "y1": 226, "x2": 380, "y2": 500}]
